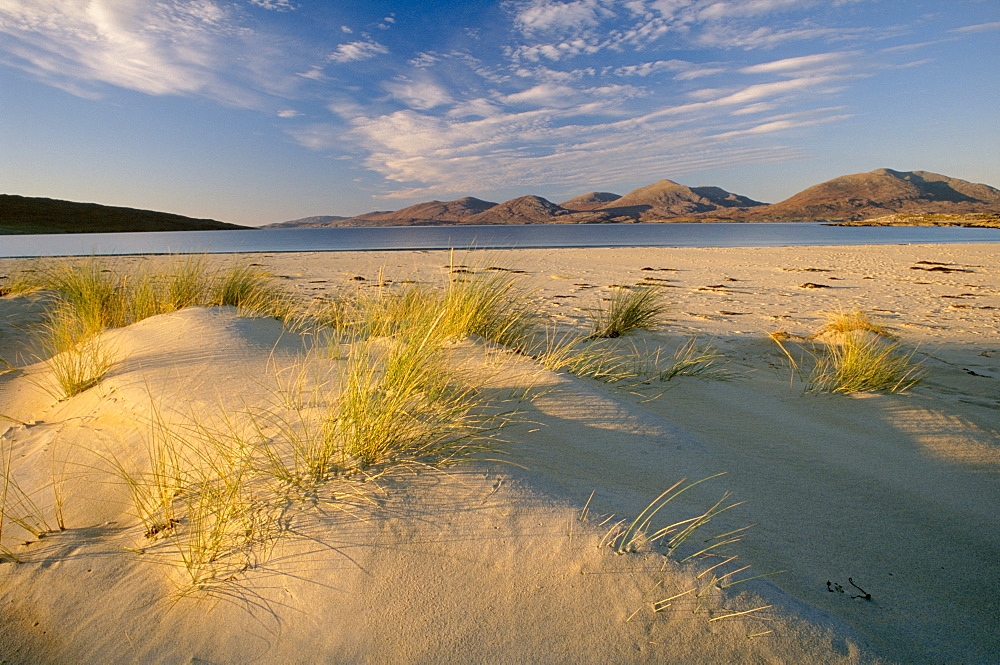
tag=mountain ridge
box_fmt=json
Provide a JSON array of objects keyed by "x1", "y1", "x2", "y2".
[
  {"x1": 5, "y1": 168, "x2": 998, "y2": 233},
  {"x1": 273, "y1": 168, "x2": 1000, "y2": 228}
]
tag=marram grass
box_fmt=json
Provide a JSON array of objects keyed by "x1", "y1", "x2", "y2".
[
  {"x1": 812, "y1": 309, "x2": 895, "y2": 339},
  {"x1": 590, "y1": 287, "x2": 667, "y2": 339},
  {"x1": 808, "y1": 331, "x2": 924, "y2": 394},
  {"x1": 533, "y1": 330, "x2": 642, "y2": 384},
  {"x1": 658, "y1": 338, "x2": 736, "y2": 382},
  {"x1": 41, "y1": 304, "x2": 118, "y2": 398}
]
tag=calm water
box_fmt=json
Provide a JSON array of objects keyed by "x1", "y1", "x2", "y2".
[{"x1": 1, "y1": 222, "x2": 997, "y2": 258}]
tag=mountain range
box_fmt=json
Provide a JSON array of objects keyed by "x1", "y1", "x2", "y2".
[
  {"x1": 268, "y1": 169, "x2": 1000, "y2": 228},
  {"x1": 3, "y1": 168, "x2": 999, "y2": 234}
]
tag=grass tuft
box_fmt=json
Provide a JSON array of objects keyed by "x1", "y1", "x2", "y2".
[
  {"x1": 332, "y1": 316, "x2": 494, "y2": 468},
  {"x1": 210, "y1": 262, "x2": 294, "y2": 321},
  {"x1": 811, "y1": 309, "x2": 895, "y2": 339},
  {"x1": 441, "y1": 267, "x2": 537, "y2": 347},
  {"x1": 533, "y1": 331, "x2": 641, "y2": 383},
  {"x1": 807, "y1": 331, "x2": 924, "y2": 394},
  {"x1": 590, "y1": 287, "x2": 667, "y2": 339},
  {"x1": 658, "y1": 339, "x2": 736, "y2": 382},
  {"x1": 40, "y1": 304, "x2": 118, "y2": 398}
]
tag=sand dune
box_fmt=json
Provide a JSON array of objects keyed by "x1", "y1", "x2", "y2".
[{"x1": 0, "y1": 244, "x2": 997, "y2": 663}]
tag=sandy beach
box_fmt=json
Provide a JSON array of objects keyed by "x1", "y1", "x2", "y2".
[{"x1": 0, "y1": 243, "x2": 997, "y2": 664}]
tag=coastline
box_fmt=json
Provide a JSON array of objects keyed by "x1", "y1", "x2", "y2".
[{"x1": 0, "y1": 243, "x2": 996, "y2": 663}]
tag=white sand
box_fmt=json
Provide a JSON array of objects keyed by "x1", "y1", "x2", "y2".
[{"x1": 0, "y1": 243, "x2": 997, "y2": 663}]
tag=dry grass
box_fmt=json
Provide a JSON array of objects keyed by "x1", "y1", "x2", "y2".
[
  {"x1": 0, "y1": 436, "x2": 53, "y2": 562},
  {"x1": 769, "y1": 311, "x2": 924, "y2": 395},
  {"x1": 40, "y1": 303, "x2": 119, "y2": 398},
  {"x1": 590, "y1": 287, "x2": 667, "y2": 339},
  {"x1": 658, "y1": 339, "x2": 736, "y2": 383},
  {"x1": 533, "y1": 330, "x2": 642, "y2": 384},
  {"x1": 811, "y1": 309, "x2": 895, "y2": 339},
  {"x1": 808, "y1": 331, "x2": 925, "y2": 394}
]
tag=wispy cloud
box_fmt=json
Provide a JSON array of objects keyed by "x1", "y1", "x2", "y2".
[
  {"x1": 739, "y1": 52, "x2": 853, "y2": 75},
  {"x1": 247, "y1": 0, "x2": 297, "y2": 11},
  {"x1": 384, "y1": 77, "x2": 453, "y2": 110},
  {"x1": 0, "y1": 0, "x2": 299, "y2": 106},
  {"x1": 506, "y1": 0, "x2": 873, "y2": 61},
  {"x1": 513, "y1": 0, "x2": 612, "y2": 34},
  {"x1": 949, "y1": 21, "x2": 1000, "y2": 34},
  {"x1": 328, "y1": 40, "x2": 389, "y2": 63}
]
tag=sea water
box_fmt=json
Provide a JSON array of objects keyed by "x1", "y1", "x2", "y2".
[{"x1": 1, "y1": 222, "x2": 997, "y2": 259}]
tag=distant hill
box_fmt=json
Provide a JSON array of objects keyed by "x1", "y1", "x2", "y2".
[
  {"x1": 275, "y1": 182, "x2": 762, "y2": 227},
  {"x1": 277, "y1": 197, "x2": 499, "y2": 228},
  {"x1": 740, "y1": 169, "x2": 1000, "y2": 221},
  {"x1": 466, "y1": 195, "x2": 601, "y2": 224},
  {"x1": 594, "y1": 179, "x2": 765, "y2": 220},
  {"x1": 262, "y1": 215, "x2": 348, "y2": 228},
  {"x1": 0, "y1": 195, "x2": 248, "y2": 234},
  {"x1": 559, "y1": 192, "x2": 621, "y2": 211}
]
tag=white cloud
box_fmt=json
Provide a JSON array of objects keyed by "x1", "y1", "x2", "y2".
[
  {"x1": 950, "y1": 21, "x2": 1000, "y2": 34},
  {"x1": 675, "y1": 66, "x2": 726, "y2": 80},
  {"x1": 740, "y1": 52, "x2": 849, "y2": 74},
  {"x1": 729, "y1": 101, "x2": 776, "y2": 115},
  {"x1": 513, "y1": 0, "x2": 611, "y2": 34},
  {"x1": 247, "y1": 0, "x2": 297, "y2": 11},
  {"x1": 501, "y1": 82, "x2": 643, "y2": 109},
  {"x1": 410, "y1": 52, "x2": 441, "y2": 68},
  {"x1": 613, "y1": 58, "x2": 725, "y2": 80},
  {"x1": 0, "y1": 0, "x2": 298, "y2": 106},
  {"x1": 696, "y1": 0, "x2": 814, "y2": 21},
  {"x1": 712, "y1": 111, "x2": 853, "y2": 138},
  {"x1": 384, "y1": 77, "x2": 453, "y2": 110},
  {"x1": 614, "y1": 59, "x2": 692, "y2": 77},
  {"x1": 328, "y1": 40, "x2": 388, "y2": 64},
  {"x1": 696, "y1": 24, "x2": 863, "y2": 49},
  {"x1": 277, "y1": 109, "x2": 301, "y2": 118},
  {"x1": 507, "y1": 0, "x2": 869, "y2": 63},
  {"x1": 286, "y1": 123, "x2": 342, "y2": 151},
  {"x1": 447, "y1": 98, "x2": 503, "y2": 118}
]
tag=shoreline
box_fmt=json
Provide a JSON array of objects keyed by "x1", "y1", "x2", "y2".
[{"x1": 1, "y1": 243, "x2": 997, "y2": 663}]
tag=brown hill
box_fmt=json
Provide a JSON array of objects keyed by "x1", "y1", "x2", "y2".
[
  {"x1": 328, "y1": 197, "x2": 498, "y2": 227},
  {"x1": 559, "y1": 192, "x2": 621, "y2": 211},
  {"x1": 262, "y1": 215, "x2": 348, "y2": 228},
  {"x1": 0, "y1": 195, "x2": 248, "y2": 235},
  {"x1": 467, "y1": 195, "x2": 584, "y2": 224},
  {"x1": 742, "y1": 169, "x2": 1000, "y2": 221},
  {"x1": 597, "y1": 180, "x2": 765, "y2": 220}
]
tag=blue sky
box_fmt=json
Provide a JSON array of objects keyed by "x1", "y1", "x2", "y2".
[{"x1": 1, "y1": 1, "x2": 998, "y2": 226}]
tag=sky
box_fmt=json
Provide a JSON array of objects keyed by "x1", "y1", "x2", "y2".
[{"x1": 1, "y1": 1, "x2": 998, "y2": 226}]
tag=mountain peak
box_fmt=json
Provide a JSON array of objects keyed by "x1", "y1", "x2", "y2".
[
  {"x1": 597, "y1": 179, "x2": 763, "y2": 219},
  {"x1": 744, "y1": 168, "x2": 1000, "y2": 221},
  {"x1": 560, "y1": 192, "x2": 621, "y2": 211}
]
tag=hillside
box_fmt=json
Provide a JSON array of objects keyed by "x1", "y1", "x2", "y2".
[
  {"x1": 264, "y1": 215, "x2": 347, "y2": 228},
  {"x1": 559, "y1": 192, "x2": 621, "y2": 211},
  {"x1": 0, "y1": 195, "x2": 248, "y2": 234},
  {"x1": 312, "y1": 197, "x2": 499, "y2": 227},
  {"x1": 467, "y1": 195, "x2": 609, "y2": 224},
  {"x1": 741, "y1": 168, "x2": 1000, "y2": 221},
  {"x1": 595, "y1": 179, "x2": 765, "y2": 220}
]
